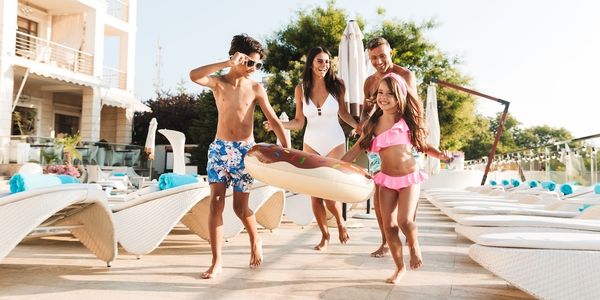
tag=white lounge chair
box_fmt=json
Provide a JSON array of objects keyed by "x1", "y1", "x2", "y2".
[
  {"x1": 180, "y1": 181, "x2": 285, "y2": 241},
  {"x1": 469, "y1": 243, "x2": 600, "y2": 300},
  {"x1": 0, "y1": 184, "x2": 116, "y2": 266},
  {"x1": 110, "y1": 182, "x2": 211, "y2": 256}
]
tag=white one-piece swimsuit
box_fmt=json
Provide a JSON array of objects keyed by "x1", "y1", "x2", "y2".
[{"x1": 302, "y1": 94, "x2": 345, "y2": 156}]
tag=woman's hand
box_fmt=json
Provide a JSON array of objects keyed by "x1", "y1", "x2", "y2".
[{"x1": 439, "y1": 150, "x2": 454, "y2": 163}]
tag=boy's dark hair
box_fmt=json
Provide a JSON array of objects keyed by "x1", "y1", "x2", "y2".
[
  {"x1": 228, "y1": 34, "x2": 266, "y2": 59},
  {"x1": 366, "y1": 37, "x2": 390, "y2": 50}
]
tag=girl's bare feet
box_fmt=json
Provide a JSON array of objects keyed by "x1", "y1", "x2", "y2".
[
  {"x1": 201, "y1": 264, "x2": 223, "y2": 279},
  {"x1": 386, "y1": 265, "x2": 407, "y2": 284},
  {"x1": 338, "y1": 226, "x2": 350, "y2": 244},
  {"x1": 370, "y1": 243, "x2": 389, "y2": 258},
  {"x1": 249, "y1": 239, "x2": 263, "y2": 268},
  {"x1": 409, "y1": 242, "x2": 423, "y2": 270},
  {"x1": 314, "y1": 233, "x2": 330, "y2": 251}
]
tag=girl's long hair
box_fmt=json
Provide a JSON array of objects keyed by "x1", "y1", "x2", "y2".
[
  {"x1": 302, "y1": 47, "x2": 344, "y2": 104},
  {"x1": 359, "y1": 76, "x2": 428, "y2": 152}
]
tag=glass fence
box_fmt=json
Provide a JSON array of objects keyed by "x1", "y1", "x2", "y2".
[
  {"x1": 1, "y1": 136, "x2": 146, "y2": 169},
  {"x1": 465, "y1": 133, "x2": 600, "y2": 185}
]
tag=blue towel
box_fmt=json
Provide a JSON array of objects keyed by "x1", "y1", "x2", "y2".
[
  {"x1": 541, "y1": 181, "x2": 556, "y2": 191},
  {"x1": 501, "y1": 179, "x2": 510, "y2": 186},
  {"x1": 560, "y1": 183, "x2": 574, "y2": 196},
  {"x1": 9, "y1": 173, "x2": 62, "y2": 193},
  {"x1": 489, "y1": 180, "x2": 497, "y2": 186},
  {"x1": 528, "y1": 180, "x2": 539, "y2": 188},
  {"x1": 510, "y1": 179, "x2": 521, "y2": 188},
  {"x1": 112, "y1": 172, "x2": 126, "y2": 177},
  {"x1": 158, "y1": 173, "x2": 198, "y2": 190},
  {"x1": 57, "y1": 175, "x2": 80, "y2": 184},
  {"x1": 595, "y1": 184, "x2": 600, "y2": 194}
]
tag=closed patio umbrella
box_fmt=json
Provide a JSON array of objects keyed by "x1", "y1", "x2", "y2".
[
  {"x1": 144, "y1": 118, "x2": 158, "y2": 179},
  {"x1": 425, "y1": 84, "x2": 441, "y2": 175},
  {"x1": 337, "y1": 20, "x2": 367, "y2": 117}
]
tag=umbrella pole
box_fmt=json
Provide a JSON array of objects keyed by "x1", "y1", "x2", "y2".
[{"x1": 148, "y1": 160, "x2": 153, "y2": 181}]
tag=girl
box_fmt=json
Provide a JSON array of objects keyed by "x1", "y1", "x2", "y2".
[{"x1": 342, "y1": 73, "x2": 450, "y2": 283}]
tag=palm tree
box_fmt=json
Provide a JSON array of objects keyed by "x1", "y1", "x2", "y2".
[{"x1": 56, "y1": 133, "x2": 82, "y2": 165}]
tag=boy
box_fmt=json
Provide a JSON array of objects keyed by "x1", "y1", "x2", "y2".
[{"x1": 190, "y1": 34, "x2": 289, "y2": 279}]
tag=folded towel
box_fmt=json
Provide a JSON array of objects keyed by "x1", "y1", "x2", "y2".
[
  {"x1": 489, "y1": 180, "x2": 497, "y2": 186},
  {"x1": 501, "y1": 179, "x2": 510, "y2": 186},
  {"x1": 528, "y1": 180, "x2": 539, "y2": 188},
  {"x1": 595, "y1": 184, "x2": 600, "y2": 194},
  {"x1": 510, "y1": 179, "x2": 521, "y2": 188},
  {"x1": 541, "y1": 180, "x2": 556, "y2": 191},
  {"x1": 158, "y1": 173, "x2": 198, "y2": 190},
  {"x1": 57, "y1": 175, "x2": 80, "y2": 184},
  {"x1": 560, "y1": 183, "x2": 573, "y2": 195},
  {"x1": 113, "y1": 172, "x2": 126, "y2": 177},
  {"x1": 9, "y1": 173, "x2": 62, "y2": 193}
]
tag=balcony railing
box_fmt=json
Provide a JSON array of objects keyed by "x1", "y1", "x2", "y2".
[
  {"x1": 102, "y1": 66, "x2": 127, "y2": 90},
  {"x1": 106, "y1": 0, "x2": 129, "y2": 22},
  {"x1": 15, "y1": 32, "x2": 94, "y2": 75}
]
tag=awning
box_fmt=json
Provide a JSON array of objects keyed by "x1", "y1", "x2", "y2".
[
  {"x1": 19, "y1": 58, "x2": 99, "y2": 86},
  {"x1": 101, "y1": 88, "x2": 151, "y2": 112}
]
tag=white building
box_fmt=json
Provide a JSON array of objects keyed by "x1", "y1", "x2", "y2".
[{"x1": 0, "y1": 0, "x2": 148, "y2": 159}]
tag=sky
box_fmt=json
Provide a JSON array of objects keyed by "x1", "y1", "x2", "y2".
[{"x1": 132, "y1": 0, "x2": 600, "y2": 138}]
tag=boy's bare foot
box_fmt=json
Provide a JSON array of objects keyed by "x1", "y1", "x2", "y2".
[
  {"x1": 370, "y1": 244, "x2": 389, "y2": 258},
  {"x1": 338, "y1": 226, "x2": 350, "y2": 244},
  {"x1": 409, "y1": 242, "x2": 423, "y2": 270},
  {"x1": 249, "y1": 239, "x2": 263, "y2": 268},
  {"x1": 201, "y1": 264, "x2": 223, "y2": 279},
  {"x1": 313, "y1": 234, "x2": 330, "y2": 251},
  {"x1": 385, "y1": 265, "x2": 407, "y2": 284}
]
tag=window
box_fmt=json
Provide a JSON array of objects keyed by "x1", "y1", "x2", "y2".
[
  {"x1": 11, "y1": 106, "x2": 37, "y2": 136},
  {"x1": 16, "y1": 16, "x2": 38, "y2": 57},
  {"x1": 55, "y1": 114, "x2": 80, "y2": 136}
]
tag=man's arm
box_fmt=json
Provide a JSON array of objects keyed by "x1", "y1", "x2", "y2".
[
  {"x1": 256, "y1": 85, "x2": 289, "y2": 148},
  {"x1": 394, "y1": 65, "x2": 420, "y2": 101},
  {"x1": 189, "y1": 52, "x2": 246, "y2": 89}
]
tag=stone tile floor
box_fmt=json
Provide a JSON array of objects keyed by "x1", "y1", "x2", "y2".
[{"x1": 0, "y1": 199, "x2": 533, "y2": 300}]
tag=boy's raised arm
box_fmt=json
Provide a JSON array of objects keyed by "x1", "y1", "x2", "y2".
[
  {"x1": 256, "y1": 85, "x2": 289, "y2": 148},
  {"x1": 189, "y1": 60, "x2": 230, "y2": 89}
]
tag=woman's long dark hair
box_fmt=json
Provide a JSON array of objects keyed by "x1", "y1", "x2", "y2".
[
  {"x1": 359, "y1": 76, "x2": 428, "y2": 152},
  {"x1": 302, "y1": 47, "x2": 344, "y2": 104}
]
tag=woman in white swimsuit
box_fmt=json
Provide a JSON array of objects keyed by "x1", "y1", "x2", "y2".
[{"x1": 266, "y1": 47, "x2": 358, "y2": 250}]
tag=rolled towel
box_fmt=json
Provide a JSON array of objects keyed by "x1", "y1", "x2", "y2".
[
  {"x1": 158, "y1": 173, "x2": 198, "y2": 190},
  {"x1": 9, "y1": 173, "x2": 62, "y2": 193},
  {"x1": 579, "y1": 204, "x2": 592, "y2": 212},
  {"x1": 489, "y1": 180, "x2": 497, "y2": 186},
  {"x1": 541, "y1": 180, "x2": 556, "y2": 191},
  {"x1": 113, "y1": 172, "x2": 126, "y2": 177},
  {"x1": 560, "y1": 183, "x2": 573, "y2": 195},
  {"x1": 595, "y1": 184, "x2": 600, "y2": 194},
  {"x1": 501, "y1": 179, "x2": 510, "y2": 186},
  {"x1": 57, "y1": 175, "x2": 80, "y2": 184},
  {"x1": 510, "y1": 179, "x2": 521, "y2": 188},
  {"x1": 528, "y1": 180, "x2": 539, "y2": 188}
]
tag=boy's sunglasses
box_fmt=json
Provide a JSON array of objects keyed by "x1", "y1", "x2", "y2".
[{"x1": 245, "y1": 59, "x2": 263, "y2": 69}]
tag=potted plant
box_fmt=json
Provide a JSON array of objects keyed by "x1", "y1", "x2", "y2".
[{"x1": 55, "y1": 132, "x2": 82, "y2": 165}]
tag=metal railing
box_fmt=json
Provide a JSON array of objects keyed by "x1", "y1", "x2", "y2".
[
  {"x1": 15, "y1": 31, "x2": 94, "y2": 75},
  {"x1": 466, "y1": 133, "x2": 600, "y2": 185},
  {"x1": 102, "y1": 66, "x2": 127, "y2": 90},
  {"x1": 106, "y1": 0, "x2": 129, "y2": 22}
]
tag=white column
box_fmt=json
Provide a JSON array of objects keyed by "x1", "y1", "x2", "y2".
[
  {"x1": 115, "y1": 107, "x2": 133, "y2": 144},
  {"x1": 124, "y1": 0, "x2": 137, "y2": 93},
  {"x1": 81, "y1": 87, "x2": 101, "y2": 141},
  {"x1": 0, "y1": 0, "x2": 17, "y2": 139}
]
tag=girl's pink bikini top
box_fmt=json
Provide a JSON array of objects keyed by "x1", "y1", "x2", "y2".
[{"x1": 369, "y1": 118, "x2": 412, "y2": 153}]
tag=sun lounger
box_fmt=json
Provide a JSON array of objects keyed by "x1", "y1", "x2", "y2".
[
  {"x1": 469, "y1": 244, "x2": 600, "y2": 300},
  {"x1": 0, "y1": 184, "x2": 116, "y2": 266},
  {"x1": 180, "y1": 181, "x2": 285, "y2": 241}
]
